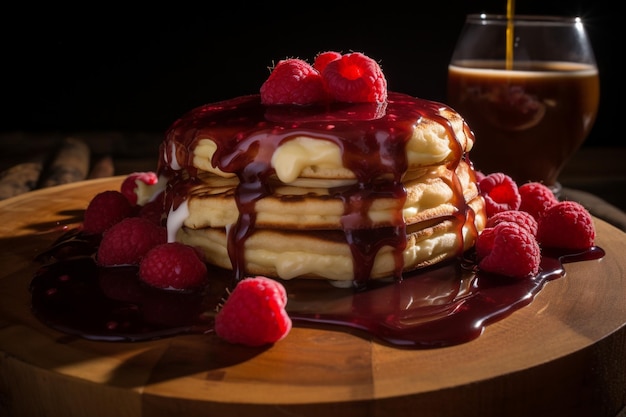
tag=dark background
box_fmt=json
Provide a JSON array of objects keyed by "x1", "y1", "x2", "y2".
[{"x1": 1, "y1": 0, "x2": 619, "y2": 148}]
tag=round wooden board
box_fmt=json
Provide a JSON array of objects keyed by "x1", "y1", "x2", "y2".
[{"x1": 1, "y1": 177, "x2": 625, "y2": 417}]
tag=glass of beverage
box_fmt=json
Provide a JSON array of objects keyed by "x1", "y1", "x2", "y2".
[{"x1": 447, "y1": 14, "x2": 600, "y2": 194}]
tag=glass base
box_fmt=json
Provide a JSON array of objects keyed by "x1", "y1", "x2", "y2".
[{"x1": 549, "y1": 181, "x2": 563, "y2": 200}]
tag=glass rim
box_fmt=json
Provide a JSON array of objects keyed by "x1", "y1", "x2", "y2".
[{"x1": 465, "y1": 13, "x2": 583, "y2": 25}]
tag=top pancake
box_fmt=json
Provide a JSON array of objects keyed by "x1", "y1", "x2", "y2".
[{"x1": 158, "y1": 93, "x2": 474, "y2": 183}]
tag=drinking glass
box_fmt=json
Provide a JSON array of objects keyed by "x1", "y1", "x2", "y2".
[{"x1": 447, "y1": 14, "x2": 600, "y2": 194}]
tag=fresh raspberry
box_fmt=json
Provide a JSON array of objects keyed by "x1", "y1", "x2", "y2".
[
  {"x1": 97, "y1": 217, "x2": 167, "y2": 266},
  {"x1": 313, "y1": 51, "x2": 341, "y2": 73},
  {"x1": 518, "y1": 182, "x2": 558, "y2": 221},
  {"x1": 83, "y1": 190, "x2": 134, "y2": 234},
  {"x1": 475, "y1": 226, "x2": 497, "y2": 260},
  {"x1": 478, "y1": 172, "x2": 521, "y2": 217},
  {"x1": 260, "y1": 58, "x2": 328, "y2": 105},
  {"x1": 537, "y1": 201, "x2": 595, "y2": 250},
  {"x1": 486, "y1": 210, "x2": 538, "y2": 237},
  {"x1": 322, "y1": 52, "x2": 387, "y2": 103},
  {"x1": 139, "y1": 242, "x2": 207, "y2": 290},
  {"x1": 215, "y1": 276, "x2": 292, "y2": 346},
  {"x1": 121, "y1": 171, "x2": 160, "y2": 206},
  {"x1": 478, "y1": 222, "x2": 541, "y2": 279}
]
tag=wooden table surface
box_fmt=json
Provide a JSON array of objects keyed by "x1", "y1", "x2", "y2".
[{"x1": 0, "y1": 177, "x2": 625, "y2": 417}]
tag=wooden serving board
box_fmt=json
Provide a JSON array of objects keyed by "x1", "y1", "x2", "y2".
[{"x1": 1, "y1": 177, "x2": 625, "y2": 417}]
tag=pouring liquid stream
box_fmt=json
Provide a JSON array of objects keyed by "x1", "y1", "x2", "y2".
[{"x1": 506, "y1": 0, "x2": 515, "y2": 69}]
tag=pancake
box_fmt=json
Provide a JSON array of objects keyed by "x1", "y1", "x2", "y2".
[{"x1": 184, "y1": 104, "x2": 474, "y2": 182}]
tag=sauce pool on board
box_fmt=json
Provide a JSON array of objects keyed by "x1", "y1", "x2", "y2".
[{"x1": 30, "y1": 228, "x2": 604, "y2": 348}]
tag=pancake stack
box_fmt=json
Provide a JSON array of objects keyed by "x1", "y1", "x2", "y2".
[{"x1": 158, "y1": 92, "x2": 486, "y2": 285}]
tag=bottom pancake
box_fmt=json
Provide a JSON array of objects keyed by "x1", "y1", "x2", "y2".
[{"x1": 177, "y1": 196, "x2": 485, "y2": 282}]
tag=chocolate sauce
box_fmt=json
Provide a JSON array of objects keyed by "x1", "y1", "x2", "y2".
[
  {"x1": 159, "y1": 93, "x2": 475, "y2": 283},
  {"x1": 30, "y1": 229, "x2": 604, "y2": 348}
]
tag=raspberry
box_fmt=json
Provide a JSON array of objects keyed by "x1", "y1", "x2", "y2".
[
  {"x1": 260, "y1": 58, "x2": 328, "y2": 105},
  {"x1": 97, "y1": 217, "x2": 167, "y2": 266},
  {"x1": 486, "y1": 210, "x2": 538, "y2": 237},
  {"x1": 215, "y1": 276, "x2": 292, "y2": 346},
  {"x1": 475, "y1": 226, "x2": 497, "y2": 260},
  {"x1": 479, "y1": 172, "x2": 521, "y2": 217},
  {"x1": 313, "y1": 51, "x2": 341, "y2": 73},
  {"x1": 120, "y1": 171, "x2": 159, "y2": 206},
  {"x1": 139, "y1": 242, "x2": 207, "y2": 290},
  {"x1": 322, "y1": 52, "x2": 387, "y2": 103},
  {"x1": 518, "y1": 182, "x2": 558, "y2": 221},
  {"x1": 83, "y1": 190, "x2": 134, "y2": 234},
  {"x1": 478, "y1": 222, "x2": 541, "y2": 279},
  {"x1": 537, "y1": 201, "x2": 595, "y2": 250}
]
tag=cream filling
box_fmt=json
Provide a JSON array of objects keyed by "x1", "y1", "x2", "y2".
[
  {"x1": 271, "y1": 137, "x2": 345, "y2": 183},
  {"x1": 167, "y1": 199, "x2": 189, "y2": 243},
  {"x1": 164, "y1": 141, "x2": 182, "y2": 171}
]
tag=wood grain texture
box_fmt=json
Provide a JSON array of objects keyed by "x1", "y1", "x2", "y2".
[{"x1": 0, "y1": 177, "x2": 625, "y2": 417}]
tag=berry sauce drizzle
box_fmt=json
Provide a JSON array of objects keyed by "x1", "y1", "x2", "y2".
[
  {"x1": 30, "y1": 229, "x2": 604, "y2": 348},
  {"x1": 159, "y1": 93, "x2": 474, "y2": 285}
]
